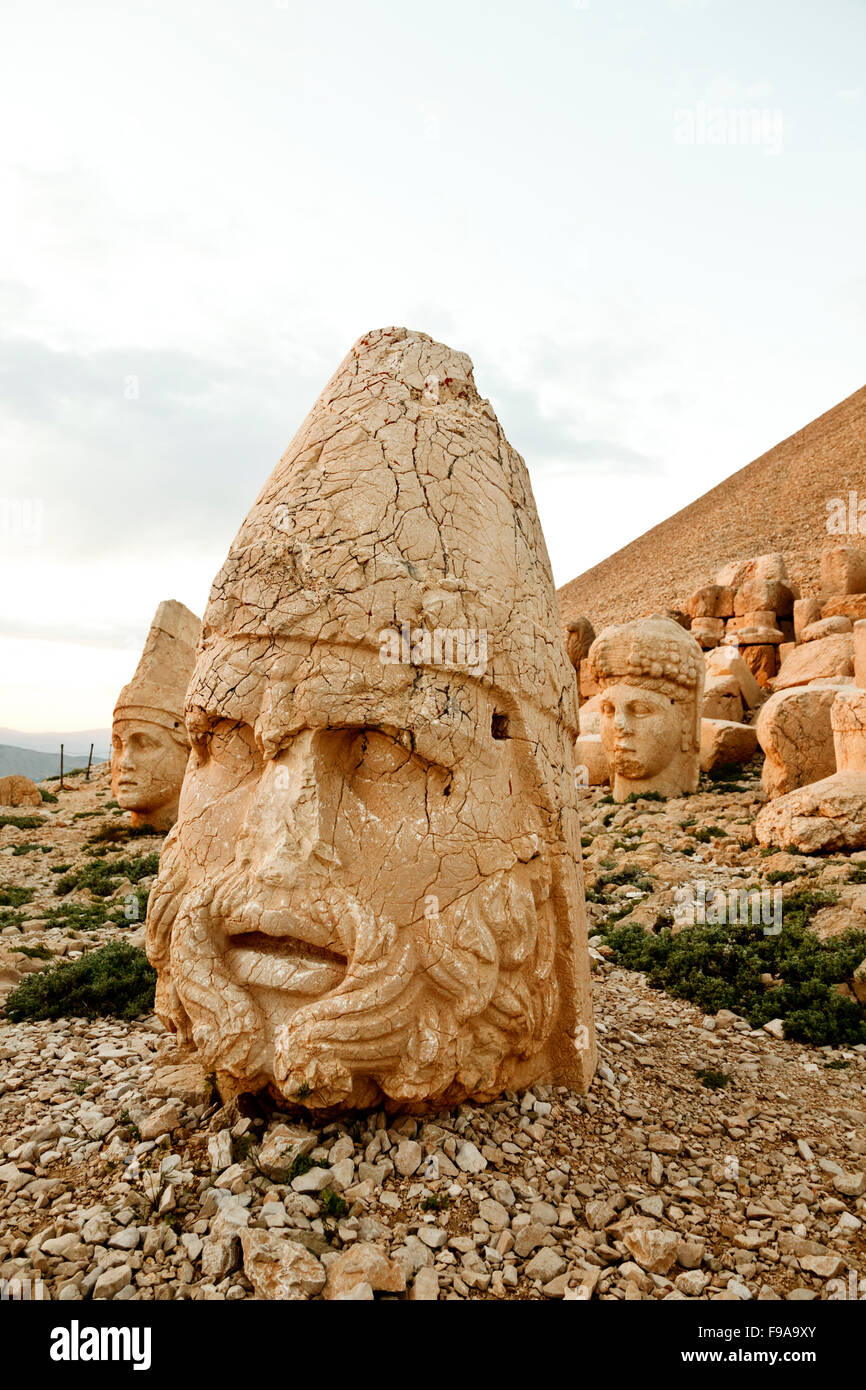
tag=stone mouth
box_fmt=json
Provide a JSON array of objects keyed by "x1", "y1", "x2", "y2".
[
  {"x1": 224, "y1": 929, "x2": 347, "y2": 995},
  {"x1": 228, "y1": 930, "x2": 346, "y2": 966}
]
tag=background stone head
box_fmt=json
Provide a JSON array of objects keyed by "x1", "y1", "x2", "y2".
[
  {"x1": 111, "y1": 599, "x2": 200, "y2": 831},
  {"x1": 589, "y1": 615, "x2": 704, "y2": 801},
  {"x1": 146, "y1": 326, "x2": 595, "y2": 1112}
]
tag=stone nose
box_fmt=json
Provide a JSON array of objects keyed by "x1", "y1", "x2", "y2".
[{"x1": 242, "y1": 733, "x2": 338, "y2": 884}]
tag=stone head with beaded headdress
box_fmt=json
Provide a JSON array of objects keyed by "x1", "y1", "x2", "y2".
[{"x1": 588, "y1": 616, "x2": 704, "y2": 802}]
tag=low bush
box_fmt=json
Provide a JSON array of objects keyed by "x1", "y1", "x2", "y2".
[
  {"x1": 0, "y1": 885, "x2": 35, "y2": 907},
  {"x1": 600, "y1": 913, "x2": 866, "y2": 1046},
  {"x1": 54, "y1": 853, "x2": 160, "y2": 899},
  {"x1": 3, "y1": 941, "x2": 156, "y2": 1022}
]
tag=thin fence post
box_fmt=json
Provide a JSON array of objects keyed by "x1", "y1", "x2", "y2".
[
  {"x1": 60, "y1": 743, "x2": 64, "y2": 790},
  {"x1": 86, "y1": 743, "x2": 94, "y2": 781}
]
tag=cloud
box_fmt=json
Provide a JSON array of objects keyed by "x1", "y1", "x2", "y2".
[{"x1": 0, "y1": 333, "x2": 321, "y2": 563}]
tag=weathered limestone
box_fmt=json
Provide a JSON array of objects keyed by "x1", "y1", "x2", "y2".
[
  {"x1": 820, "y1": 542, "x2": 866, "y2": 599},
  {"x1": 755, "y1": 772, "x2": 866, "y2": 853},
  {"x1": 831, "y1": 688, "x2": 866, "y2": 772},
  {"x1": 771, "y1": 634, "x2": 855, "y2": 691},
  {"x1": 704, "y1": 646, "x2": 762, "y2": 709},
  {"x1": 801, "y1": 616, "x2": 853, "y2": 642},
  {"x1": 588, "y1": 617, "x2": 704, "y2": 801},
  {"x1": 111, "y1": 601, "x2": 200, "y2": 831},
  {"x1": 145, "y1": 327, "x2": 596, "y2": 1112},
  {"x1": 699, "y1": 719, "x2": 758, "y2": 773},
  {"x1": 855, "y1": 620, "x2": 866, "y2": 686},
  {"x1": 756, "y1": 624, "x2": 866, "y2": 849},
  {"x1": 573, "y1": 734, "x2": 610, "y2": 786},
  {"x1": 793, "y1": 597, "x2": 822, "y2": 640},
  {"x1": 756, "y1": 684, "x2": 846, "y2": 799},
  {"x1": 579, "y1": 658, "x2": 600, "y2": 702},
  {"x1": 578, "y1": 693, "x2": 604, "y2": 735},
  {"x1": 565, "y1": 617, "x2": 596, "y2": 674},
  {"x1": 822, "y1": 593, "x2": 866, "y2": 622},
  {"x1": 741, "y1": 644, "x2": 778, "y2": 689},
  {"x1": 687, "y1": 584, "x2": 734, "y2": 620},
  {"x1": 691, "y1": 617, "x2": 725, "y2": 650},
  {"x1": 716, "y1": 553, "x2": 797, "y2": 617},
  {"x1": 0, "y1": 774, "x2": 42, "y2": 808},
  {"x1": 702, "y1": 674, "x2": 744, "y2": 724}
]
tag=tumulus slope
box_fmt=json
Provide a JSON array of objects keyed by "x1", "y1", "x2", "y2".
[{"x1": 558, "y1": 383, "x2": 866, "y2": 632}]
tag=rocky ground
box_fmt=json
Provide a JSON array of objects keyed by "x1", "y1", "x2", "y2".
[{"x1": 0, "y1": 764, "x2": 864, "y2": 1301}]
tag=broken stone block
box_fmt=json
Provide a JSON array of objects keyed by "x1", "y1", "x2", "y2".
[
  {"x1": 699, "y1": 719, "x2": 758, "y2": 773},
  {"x1": 772, "y1": 634, "x2": 855, "y2": 690},
  {"x1": 756, "y1": 684, "x2": 845, "y2": 798},
  {"x1": 820, "y1": 541, "x2": 866, "y2": 599},
  {"x1": 702, "y1": 674, "x2": 744, "y2": 723}
]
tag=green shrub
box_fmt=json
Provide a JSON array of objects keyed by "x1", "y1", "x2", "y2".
[
  {"x1": 696, "y1": 1068, "x2": 732, "y2": 1089},
  {"x1": 0, "y1": 814, "x2": 45, "y2": 831},
  {"x1": 11, "y1": 842, "x2": 50, "y2": 857},
  {"x1": 87, "y1": 822, "x2": 156, "y2": 847},
  {"x1": 691, "y1": 826, "x2": 728, "y2": 843},
  {"x1": 421, "y1": 1194, "x2": 449, "y2": 1211},
  {"x1": 12, "y1": 944, "x2": 53, "y2": 960},
  {"x1": 601, "y1": 913, "x2": 866, "y2": 1047},
  {"x1": 0, "y1": 885, "x2": 35, "y2": 907},
  {"x1": 54, "y1": 853, "x2": 160, "y2": 899},
  {"x1": 319, "y1": 1188, "x2": 348, "y2": 1220},
  {"x1": 3, "y1": 941, "x2": 156, "y2": 1022},
  {"x1": 39, "y1": 789, "x2": 58, "y2": 804}
]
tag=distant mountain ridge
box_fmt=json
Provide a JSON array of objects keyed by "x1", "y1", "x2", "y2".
[
  {"x1": 0, "y1": 728, "x2": 111, "y2": 781},
  {"x1": 558, "y1": 383, "x2": 866, "y2": 632}
]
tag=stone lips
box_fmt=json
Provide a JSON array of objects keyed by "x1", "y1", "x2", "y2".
[
  {"x1": 148, "y1": 327, "x2": 596, "y2": 1112},
  {"x1": 559, "y1": 382, "x2": 866, "y2": 632}
]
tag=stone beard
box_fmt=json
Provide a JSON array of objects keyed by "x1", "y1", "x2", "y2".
[
  {"x1": 590, "y1": 618, "x2": 704, "y2": 802},
  {"x1": 111, "y1": 718, "x2": 190, "y2": 831},
  {"x1": 147, "y1": 638, "x2": 579, "y2": 1112}
]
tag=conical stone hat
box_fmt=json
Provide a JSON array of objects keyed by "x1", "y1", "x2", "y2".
[{"x1": 116, "y1": 599, "x2": 200, "y2": 742}]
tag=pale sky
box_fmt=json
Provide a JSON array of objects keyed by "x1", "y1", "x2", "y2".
[{"x1": 1, "y1": 0, "x2": 864, "y2": 735}]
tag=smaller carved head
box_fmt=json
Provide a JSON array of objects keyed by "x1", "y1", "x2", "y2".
[
  {"x1": 589, "y1": 617, "x2": 704, "y2": 799},
  {"x1": 112, "y1": 718, "x2": 190, "y2": 829}
]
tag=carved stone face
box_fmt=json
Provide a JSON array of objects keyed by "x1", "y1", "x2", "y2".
[
  {"x1": 111, "y1": 720, "x2": 189, "y2": 831},
  {"x1": 150, "y1": 638, "x2": 570, "y2": 1110},
  {"x1": 599, "y1": 683, "x2": 682, "y2": 781},
  {"x1": 145, "y1": 327, "x2": 595, "y2": 1112},
  {"x1": 588, "y1": 616, "x2": 704, "y2": 802}
]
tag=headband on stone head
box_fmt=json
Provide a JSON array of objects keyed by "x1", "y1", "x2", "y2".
[{"x1": 115, "y1": 600, "x2": 200, "y2": 747}]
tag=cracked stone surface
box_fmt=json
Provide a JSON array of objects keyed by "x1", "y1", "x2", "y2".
[
  {"x1": 111, "y1": 601, "x2": 200, "y2": 832},
  {"x1": 2, "y1": 763, "x2": 865, "y2": 1301},
  {"x1": 145, "y1": 327, "x2": 596, "y2": 1112}
]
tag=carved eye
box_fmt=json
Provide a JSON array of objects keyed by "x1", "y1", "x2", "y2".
[
  {"x1": 196, "y1": 721, "x2": 259, "y2": 776},
  {"x1": 353, "y1": 730, "x2": 409, "y2": 777}
]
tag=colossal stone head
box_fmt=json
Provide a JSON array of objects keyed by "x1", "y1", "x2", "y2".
[
  {"x1": 111, "y1": 600, "x2": 200, "y2": 831},
  {"x1": 146, "y1": 327, "x2": 596, "y2": 1112},
  {"x1": 589, "y1": 617, "x2": 704, "y2": 801}
]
